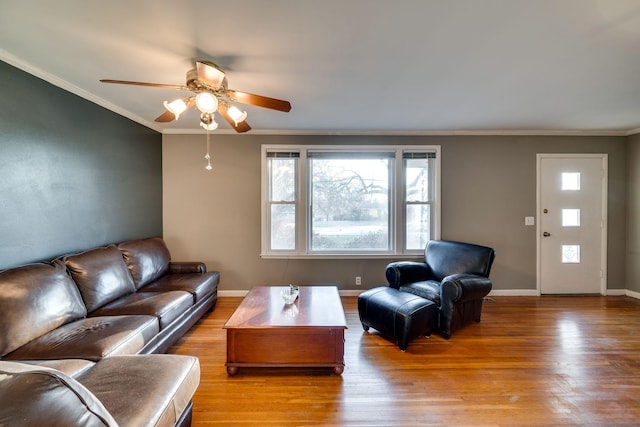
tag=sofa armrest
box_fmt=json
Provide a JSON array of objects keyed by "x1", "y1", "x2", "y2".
[
  {"x1": 440, "y1": 273, "x2": 492, "y2": 303},
  {"x1": 169, "y1": 262, "x2": 207, "y2": 274},
  {"x1": 0, "y1": 361, "x2": 118, "y2": 426},
  {"x1": 385, "y1": 261, "x2": 432, "y2": 289}
]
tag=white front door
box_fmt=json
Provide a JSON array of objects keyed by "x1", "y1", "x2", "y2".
[{"x1": 537, "y1": 154, "x2": 607, "y2": 295}]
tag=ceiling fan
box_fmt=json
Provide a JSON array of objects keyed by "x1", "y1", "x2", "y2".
[{"x1": 100, "y1": 60, "x2": 291, "y2": 133}]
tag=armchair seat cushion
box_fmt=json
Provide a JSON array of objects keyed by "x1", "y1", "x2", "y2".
[{"x1": 399, "y1": 281, "x2": 441, "y2": 304}]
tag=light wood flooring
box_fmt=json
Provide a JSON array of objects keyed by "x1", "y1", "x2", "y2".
[{"x1": 169, "y1": 295, "x2": 640, "y2": 426}]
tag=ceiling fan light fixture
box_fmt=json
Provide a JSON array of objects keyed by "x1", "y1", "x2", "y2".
[
  {"x1": 163, "y1": 98, "x2": 188, "y2": 119},
  {"x1": 200, "y1": 112, "x2": 218, "y2": 131},
  {"x1": 227, "y1": 105, "x2": 248, "y2": 125},
  {"x1": 195, "y1": 92, "x2": 219, "y2": 114}
]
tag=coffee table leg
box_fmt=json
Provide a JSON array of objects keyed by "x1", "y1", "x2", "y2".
[{"x1": 227, "y1": 366, "x2": 238, "y2": 376}]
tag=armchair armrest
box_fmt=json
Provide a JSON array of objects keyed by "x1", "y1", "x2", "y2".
[
  {"x1": 385, "y1": 261, "x2": 432, "y2": 289},
  {"x1": 440, "y1": 274, "x2": 492, "y2": 303},
  {"x1": 439, "y1": 273, "x2": 493, "y2": 338},
  {"x1": 168, "y1": 261, "x2": 207, "y2": 274}
]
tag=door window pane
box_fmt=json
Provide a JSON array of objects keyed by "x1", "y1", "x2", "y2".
[
  {"x1": 562, "y1": 209, "x2": 581, "y2": 227},
  {"x1": 562, "y1": 245, "x2": 580, "y2": 263},
  {"x1": 562, "y1": 172, "x2": 581, "y2": 191}
]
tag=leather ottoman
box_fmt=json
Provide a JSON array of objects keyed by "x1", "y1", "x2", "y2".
[{"x1": 358, "y1": 287, "x2": 438, "y2": 351}]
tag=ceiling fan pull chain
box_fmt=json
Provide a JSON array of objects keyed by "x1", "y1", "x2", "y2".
[{"x1": 204, "y1": 130, "x2": 213, "y2": 171}]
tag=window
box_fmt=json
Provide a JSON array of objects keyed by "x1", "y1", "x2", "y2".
[{"x1": 262, "y1": 145, "x2": 440, "y2": 257}]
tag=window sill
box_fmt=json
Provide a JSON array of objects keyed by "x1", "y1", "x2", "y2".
[{"x1": 259, "y1": 253, "x2": 423, "y2": 260}]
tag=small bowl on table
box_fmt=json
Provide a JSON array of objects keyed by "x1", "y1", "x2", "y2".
[{"x1": 281, "y1": 285, "x2": 299, "y2": 305}]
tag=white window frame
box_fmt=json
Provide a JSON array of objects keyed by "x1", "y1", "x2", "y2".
[{"x1": 261, "y1": 144, "x2": 441, "y2": 259}]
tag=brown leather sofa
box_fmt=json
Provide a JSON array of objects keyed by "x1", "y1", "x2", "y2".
[{"x1": 0, "y1": 237, "x2": 219, "y2": 426}]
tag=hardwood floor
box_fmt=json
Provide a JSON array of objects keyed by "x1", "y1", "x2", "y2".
[{"x1": 169, "y1": 295, "x2": 640, "y2": 426}]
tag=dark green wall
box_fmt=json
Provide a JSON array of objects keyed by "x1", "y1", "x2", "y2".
[{"x1": 0, "y1": 60, "x2": 162, "y2": 269}]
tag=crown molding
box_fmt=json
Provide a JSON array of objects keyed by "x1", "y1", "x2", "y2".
[
  {"x1": 162, "y1": 128, "x2": 630, "y2": 137},
  {"x1": 0, "y1": 49, "x2": 162, "y2": 133}
]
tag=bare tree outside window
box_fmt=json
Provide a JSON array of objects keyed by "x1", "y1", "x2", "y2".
[{"x1": 310, "y1": 158, "x2": 389, "y2": 251}]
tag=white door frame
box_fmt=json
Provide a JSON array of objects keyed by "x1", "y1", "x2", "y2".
[{"x1": 536, "y1": 153, "x2": 608, "y2": 295}]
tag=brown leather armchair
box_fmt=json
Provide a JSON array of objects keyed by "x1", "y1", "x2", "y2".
[{"x1": 385, "y1": 240, "x2": 496, "y2": 338}]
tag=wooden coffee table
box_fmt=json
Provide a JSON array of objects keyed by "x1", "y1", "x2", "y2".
[{"x1": 223, "y1": 286, "x2": 347, "y2": 375}]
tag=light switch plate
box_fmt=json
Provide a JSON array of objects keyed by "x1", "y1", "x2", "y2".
[{"x1": 525, "y1": 216, "x2": 535, "y2": 226}]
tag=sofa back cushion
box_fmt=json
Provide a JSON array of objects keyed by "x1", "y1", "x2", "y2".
[
  {"x1": 117, "y1": 237, "x2": 171, "y2": 289},
  {"x1": 65, "y1": 245, "x2": 136, "y2": 313},
  {"x1": 424, "y1": 240, "x2": 496, "y2": 281},
  {"x1": 0, "y1": 361, "x2": 117, "y2": 427},
  {"x1": 0, "y1": 262, "x2": 87, "y2": 357}
]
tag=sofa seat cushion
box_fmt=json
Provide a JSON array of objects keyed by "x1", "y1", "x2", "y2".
[
  {"x1": 90, "y1": 291, "x2": 194, "y2": 330},
  {"x1": 140, "y1": 271, "x2": 219, "y2": 304},
  {"x1": 5, "y1": 315, "x2": 159, "y2": 362},
  {"x1": 78, "y1": 354, "x2": 200, "y2": 427},
  {"x1": 64, "y1": 245, "x2": 137, "y2": 313},
  {"x1": 118, "y1": 237, "x2": 171, "y2": 289},
  {"x1": 0, "y1": 361, "x2": 117, "y2": 427},
  {"x1": 0, "y1": 261, "x2": 87, "y2": 357},
  {"x1": 20, "y1": 359, "x2": 96, "y2": 378},
  {"x1": 399, "y1": 280, "x2": 442, "y2": 305}
]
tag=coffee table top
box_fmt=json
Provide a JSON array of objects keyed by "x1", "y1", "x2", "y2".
[{"x1": 223, "y1": 286, "x2": 347, "y2": 329}]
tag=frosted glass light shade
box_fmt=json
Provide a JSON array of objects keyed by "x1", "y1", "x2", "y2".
[
  {"x1": 227, "y1": 105, "x2": 247, "y2": 125},
  {"x1": 195, "y1": 92, "x2": 218, "y2": 114},
  {"x1": 163, "y1": 98, "x2": 188, "y2": 119}
]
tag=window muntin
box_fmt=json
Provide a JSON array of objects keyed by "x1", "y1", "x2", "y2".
[{"x1": 262, "y1": 145, "x2": 440, "y2": 257}]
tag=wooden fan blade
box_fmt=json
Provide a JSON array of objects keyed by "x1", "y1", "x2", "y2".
[
  {"x1": 154, "y1": 98, "x2": 195, "y2": 123},
  {"x1": 218, "y1": 104, "x2": 252, "y2": 133},
  {"x1": 226, "y1": 90, "x2": 292, "y2": 112},
  {"x1": 100, "y1": 79, "x2": 187, "y2": 90},
  {"x1": 196, "y1": 61, "x2": 226, "y2": 88},
  {"x1": 155, "y1": 110, "x2": 175, "y2": 122}
]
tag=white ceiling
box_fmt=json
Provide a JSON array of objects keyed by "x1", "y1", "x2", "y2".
[{"x1": 2, "y1": 0, "x2": 640, "y2": 135}]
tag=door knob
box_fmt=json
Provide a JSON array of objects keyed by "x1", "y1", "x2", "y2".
[{"x1": 543, "y1": 232, "x2": 551, "y2": 237}]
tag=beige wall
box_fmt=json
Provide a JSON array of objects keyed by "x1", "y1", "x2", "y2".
[
  {"x1": 163, "y1": 134, "x2": 627, "y2": 293},
  {"x1": 627, "y1": 134, "x2": 640, "y2": 293}
]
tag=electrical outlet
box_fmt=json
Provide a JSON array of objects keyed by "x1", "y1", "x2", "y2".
[{"x1": 355, "y1": 276, "x2": 362, "y2": 286}]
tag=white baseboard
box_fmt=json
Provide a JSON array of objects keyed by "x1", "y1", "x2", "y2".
[
  {"x1": 340, "y1": 290, "x2": 364, "y2": 296},
  {"x1": 625, "y1": 289, "x2": 640, "y2": 299},
  {"x1": 218, "y1": 290, "x2": 249, "y2": 297},
  {"x1": 488, "y1": 289, "x2": 539, "y2": 296}
]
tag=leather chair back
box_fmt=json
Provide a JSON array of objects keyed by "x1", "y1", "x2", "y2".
[{"x1": 424, "y1": 240, "x2": 495, "y2": 282}]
